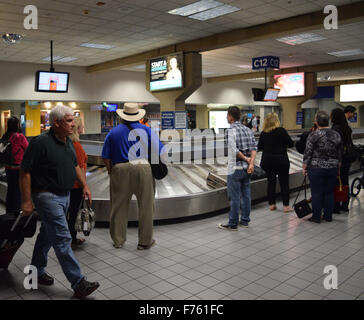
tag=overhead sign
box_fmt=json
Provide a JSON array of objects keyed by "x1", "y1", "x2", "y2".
[
  {"x1": 161, "y1": 111, "x2": 175, "y2": 129},
  {"x1": 252, "y1": 56, "x2": 280, "y2": 70},
  {"x1": 175, "y1": 111, "x2": 187, "y2": 129},
  {"x1": 349, "y1": 112, "x2": 357, "y2": 123}
]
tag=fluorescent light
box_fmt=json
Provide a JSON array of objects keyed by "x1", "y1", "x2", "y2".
[
  {"x1": 42, "y1": 56, "x2": 63, "y2": 61},
  {"x1": 80, "y1": 43, "x2": 114, "y2": 49},
  {"x1": 328, "y1": 49, "x2": 364, "y2": 57},
  {"x1": 168, "y1": 0, "x2": 222, "y2": 17},
  {"x1": 276, "y1": 33, "x2": 326, "y2": 45},
  {"x1": 134, "y1": 64, "x2": 145, "y2": 69},
  {"x1": 57, "y1": 57, "x2": 78, "y2": 62},
  {"x1": 188, "y1": 4, "x2": 240, "y2": 21},
  {"x1": 237, "y1": 64, "x2": 251, "y2": 69}
]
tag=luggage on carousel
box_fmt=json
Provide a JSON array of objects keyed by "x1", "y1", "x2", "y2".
[{"x1": 0, "y1": 212, "x2": 37, "y2": 269}]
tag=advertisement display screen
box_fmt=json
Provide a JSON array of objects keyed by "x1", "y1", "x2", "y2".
[
  {"x1": 35, "y1": 71, "x2": 69, "y2": 93},
  {"x1": 150, "y1": 53, "x2": 183, "y2": 91},
  {"x1": 264, "y1": 88, "x2": 280, "y2": 101},
  {"x1": 340, "y1": 84, "x2": 364, "y2": 102},
  {"x1": 274, "y1": 72, "x2": 305, "y2": 97},
  {"x1": 209, "y1": 111, "x2": 229, "y2": 132},
  {"x1": 106, "y1": 104, "x2": 118, "y2": 112}
]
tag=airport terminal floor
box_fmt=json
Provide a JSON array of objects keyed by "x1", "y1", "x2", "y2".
[{"x1": 0, "y1": 173, "x2": 363, "y2": 301}]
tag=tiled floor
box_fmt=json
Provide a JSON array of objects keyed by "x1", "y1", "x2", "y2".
[{"x1": 0, "y1": 174, "x2": 363, "y2": 300}]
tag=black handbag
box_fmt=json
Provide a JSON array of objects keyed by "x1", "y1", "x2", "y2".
[
  {"x1": 293, "y1": 177, "x2": 312, "y2": 218},
  {"x1": 126, "y1": 123, "x2": 168, "y2": 180}
]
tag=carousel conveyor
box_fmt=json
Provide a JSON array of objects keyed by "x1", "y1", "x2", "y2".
[{"x1": 0, "y1": 137, "x2": 362, "y2": 224}]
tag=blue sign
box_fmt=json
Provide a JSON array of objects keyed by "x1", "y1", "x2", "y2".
[
  {"x1": 252, "y1": 56, "x2": 280, "y2": 70},
  {"x1": 296, "y1": 112, "x2": 303, "y2": 125},
  {"x1": 161, "y1": 112, "x2": 175, "y2": 129},
  {"x1": 349, "y1": 112, "x2": 357, "y2": 123}
]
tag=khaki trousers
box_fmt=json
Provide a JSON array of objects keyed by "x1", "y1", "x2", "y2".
[{"x1": 109, "y1": 160, "x2": 155, "y2": 247}]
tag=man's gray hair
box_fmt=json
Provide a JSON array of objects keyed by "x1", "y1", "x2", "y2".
[
  {"x1": 49, "y1": 105, "x2": 74, "y2": 125},
  {"x1": 315, "y1": 110, "x2": 329, "y2": 127}
]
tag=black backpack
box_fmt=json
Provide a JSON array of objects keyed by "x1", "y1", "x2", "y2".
[{"x1": 0, "y1": 138, "x2": 14, "y2": 165}]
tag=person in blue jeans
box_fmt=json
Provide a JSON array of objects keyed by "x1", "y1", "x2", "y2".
[
  {"x1": 303, "y1": 111, "x2": 342, "y2": 223},
  {"x1": 218, "y1": 106, "x2": 257, "y2": 230},
  {"x1": 20, "y1": 105, "x2": 100, "y2": 298}
]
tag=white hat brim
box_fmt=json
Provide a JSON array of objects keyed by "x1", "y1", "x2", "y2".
[{"x1": 116, "y1": 109, "x2": 146, "y2": 122}]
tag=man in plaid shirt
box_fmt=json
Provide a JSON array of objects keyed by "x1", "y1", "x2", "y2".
[{"x1": 218, "y1": 107, "x2": 257, "y2": 230}]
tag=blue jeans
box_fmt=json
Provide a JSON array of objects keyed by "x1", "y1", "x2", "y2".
[
  {"x1": 308, "y1": 167, "x2": 337, "y2": 221},
  {"x1": 227, "y1": 169, "x2": 251, "y2": 226},
  {"x1": 31, "y1": 192, "x2": 84, "y2": 290}
]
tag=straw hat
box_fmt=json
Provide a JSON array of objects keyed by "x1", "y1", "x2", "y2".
[{"x1": 116, "y1": 103, "x2": 146, "y2": 121}]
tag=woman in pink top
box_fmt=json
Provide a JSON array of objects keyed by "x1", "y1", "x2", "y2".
[{"x1": 2, "y1": 117, "x2": 28, "y2": 214}]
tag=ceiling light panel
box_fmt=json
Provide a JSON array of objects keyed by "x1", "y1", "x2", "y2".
[
  {"x1": 188, "y1": 5, "x2": 241, "y2": 21},
  {"x1": 80, "y1": 43, "x2": 114, "y2": 49},
  {"x1": 276, "y1": 33, "x2": 326, "y2": 45},
  {"x1": 57, "y1": 57, "x2": 78, "y2": 62},
  {"x1": 168, "y1": 0, "x2": 223, "y2": 16},
  {"x1": 42, "y1": 56, "x2": 63, "y2": 61},
  {"x1": 327, "y1": 49, "x2": 364, "y2": 57}
]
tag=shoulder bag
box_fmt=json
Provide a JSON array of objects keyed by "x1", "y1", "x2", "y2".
[
  {"x1": 293, "y1": 176, "x2": 313, "y2": 218},
  {"x1": 125, "y1": 123, "x2": 168, "y2": 180}
]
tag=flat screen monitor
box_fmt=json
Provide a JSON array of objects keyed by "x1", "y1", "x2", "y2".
[
  {"x1": 35, "y1": 71, "x2": 69, "y2": 93},
  {"x1": 150, "y1": 53, "x2": 183, "y2": 91},
  {"x1": 264, "y1": 88, "x2": 280, "y2": 101},
  {"x1": 340, "y1": 84, "x2": 364, "y2": 102},
  {"x1": 106, "y1": 104, "x2": 118, "y2": 112},
  {"x1": 274, "y1": 72, "x2": 305, "y2": 97}
]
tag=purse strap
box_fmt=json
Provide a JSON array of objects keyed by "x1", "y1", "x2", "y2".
[{"x1": 293, "y1": 176, "x2": 308, "y2": 206}]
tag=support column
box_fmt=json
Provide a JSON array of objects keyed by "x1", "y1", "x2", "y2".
[
  {"x1": 271, "y1": 72, "x2": 317, "y2": 130},
  {"x1": 146, "y1": 52, "x2": 202, "y2": 138}
]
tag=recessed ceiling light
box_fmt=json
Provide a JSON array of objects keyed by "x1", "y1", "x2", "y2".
[
  {"x1": 42, "y1": 56, "x2": 63, "y2": 61},
  {"x1": 276, "y1": 32, "x2": 326, "y2": 45},
  {"x1": 188, "y1": 4, "x2": 240, "y2": 21},
  {"x1": 57, "y1": 57, "x2": 78, "y2": 63},
  {"x1": 80, "y1": 43, "x2": 114, "y2": 49},
  {"x1": 237, "y1": 64, "x2": 251, "y2": 69},
  {"x1": 117, "y1": 6, "x2": 135, "y2": 14},
  {"x1": 168, "y1": 0, "x2": 222, "y2": 17},
  {"x1": 2, "y1": 33, "x2": 24, "y2": 44},
  {"x1": 328, "y1": 49, "x2": 364, "y2": 57}
]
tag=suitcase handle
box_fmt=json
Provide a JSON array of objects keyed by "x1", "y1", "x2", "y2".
[{"x1": 1, "y1": 211, "x2": 36, "y2": 249}]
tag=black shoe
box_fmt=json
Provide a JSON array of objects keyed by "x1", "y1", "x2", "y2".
[
  {"x1": 323, "y1": 217, "x2": 332, "y2": 222},
  {"x1": 38, "y1": 272, "x2": 54, "y2": 286},
  {"x1": 308, "y1": 217, "x2": 321, "y2": 223},
  {"x1": 137, "y1": 239, "x2": 156, "y2": 250},
  {"x1": 239, "y1": 221, "x2": 249, "y2": 228},
  {"x1": 218, "y1": 223, "x2": 238, "y2": 231},
  {"x1": 73, "y1": 278, "x2": 100, "y2": 298},
  {"x1": 340, "y1": 207, "x2": 349, "y2": 212}
]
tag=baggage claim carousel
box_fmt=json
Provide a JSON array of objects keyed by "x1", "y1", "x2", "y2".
[{"x1": 0, "y1": 132, "x2": 363, "y2": 225}]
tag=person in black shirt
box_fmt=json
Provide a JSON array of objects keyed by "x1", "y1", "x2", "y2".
[
  {"x1": 331, "y1": 108, "x2": 353, "y2": 213},
  {"x1": 258, "y1": 113, "x2": 294, "y2": 212},
  {"x1": 20, "y1": 105, "x2": 99, "y2": 298}
]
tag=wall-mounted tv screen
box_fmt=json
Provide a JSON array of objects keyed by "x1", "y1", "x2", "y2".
[
  {"x1": 340, "y1": 84, "x2": 364, "y2": 102},
  {"x1": 150, "y1": 53, "x2": 183, "y2": 91},
  {"x1": 264, "y1": 88, "x2": 280, "y2": 101},
  {"x1": 274, "y1": 72, "x2": 305, "y2": 97},
  {"x1": 106, "y1": 104, "x2": 118, "y2": 112},
  {"x1": 35, "y1": 71, "x2": 69, "y2": 93}
]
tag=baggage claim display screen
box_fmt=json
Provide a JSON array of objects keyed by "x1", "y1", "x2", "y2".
[
  {"x1": 36, "y1": 71, "x2": 69, "y2": 93},
  {"x1": 150, "y1": 53, "x2": 183, "y2": 91}
]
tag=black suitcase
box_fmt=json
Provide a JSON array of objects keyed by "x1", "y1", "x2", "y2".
[{"x1": 0, "y1": 212, "x2": 37, "y2": 269}]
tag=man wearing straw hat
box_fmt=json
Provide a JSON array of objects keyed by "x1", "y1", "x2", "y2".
[{"x1": 102, "y1": 103, "x2": 164, "y2": 250}]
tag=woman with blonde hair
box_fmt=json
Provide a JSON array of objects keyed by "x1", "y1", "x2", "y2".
[
  {"x1": 258, "y1": 112, "x2": 294, "y2": 212},
  {"x1": 67, "y1": 116, "x2": 88, "y2": 246}
]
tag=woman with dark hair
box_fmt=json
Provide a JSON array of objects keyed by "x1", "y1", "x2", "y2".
[
  {"x1": 303, "y1": 111, "x2": 342, "y2": 223},
  {"x1": 331, "y1": 108, "x2": 353, "y2": 213},
  {"x1": 1, "y1": 116, "x2": 28, "y2": 214}
]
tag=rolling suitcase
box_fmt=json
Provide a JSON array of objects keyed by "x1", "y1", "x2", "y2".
[{"x1": 0, "y1": 212, "x2": 37, "y2": 269}]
